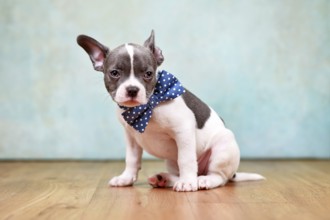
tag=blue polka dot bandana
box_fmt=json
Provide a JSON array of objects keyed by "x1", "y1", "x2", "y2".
[{"x1": 120, "y1": 70, "x2": 186, "y2": 133}]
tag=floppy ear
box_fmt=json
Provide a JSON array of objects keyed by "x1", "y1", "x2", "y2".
[
  {"x1": 143, "y1": 30, "x2": 164, "y2": 66},
  {"x1": 77, "y1": 35, "x2": 109, "y2": 72}
]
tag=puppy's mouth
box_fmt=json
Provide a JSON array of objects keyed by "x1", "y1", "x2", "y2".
[{"x1": 119, "y1": 99, "x2": 143, "y2": 107}]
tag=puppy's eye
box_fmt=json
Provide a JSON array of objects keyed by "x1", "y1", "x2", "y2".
[
  {"x1": 110, "y1": 70, "x2": 120, "y2": 78},
  {"x1": 144, "y1": 71, "x2": 153, "y2": 80}
]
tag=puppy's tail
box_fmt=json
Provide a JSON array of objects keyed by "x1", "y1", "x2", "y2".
[{"x1": 230, "y1": 172, "x2": 265, "y2": 182}]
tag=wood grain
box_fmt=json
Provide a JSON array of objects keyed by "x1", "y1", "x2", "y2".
[{"x1": 0, "y1": 160, "x2": 329, "y2": 220}]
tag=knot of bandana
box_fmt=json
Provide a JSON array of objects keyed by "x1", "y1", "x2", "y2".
[{"x1": 120, "y1": 70, "x2": 185, "y2": 133}]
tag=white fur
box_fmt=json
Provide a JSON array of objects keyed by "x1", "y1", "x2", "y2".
[
  {"x1": 108, "y1": 96, "x2": 263, "y2": 191},
  {"x1": 125, "y1": 43, "x2": 134, "y2": 72}
]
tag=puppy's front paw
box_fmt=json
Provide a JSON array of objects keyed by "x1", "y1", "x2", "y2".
[
  {"x1": 173, "y1": 178, "x2": 198, "y2": 192},
  {"x1": 108, "y1": 174, "x2": 136, "y2": 187}
]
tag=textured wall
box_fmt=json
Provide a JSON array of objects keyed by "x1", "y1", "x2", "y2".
[{"x1": 0, "y1": 0, "x2": 329, "y2": 159}]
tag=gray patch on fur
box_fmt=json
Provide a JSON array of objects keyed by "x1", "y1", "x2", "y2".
[{"x1": 182, "y1": 89, "x2": 211, "y2": 129}]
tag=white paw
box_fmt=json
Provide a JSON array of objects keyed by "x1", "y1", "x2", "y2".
[
  {"x1": 108, "y1": 175, "x2": 136, "y2": 187},
  {"x1": 173, "y1": 178, "x2": 198, "y2": 192},
  {"x1": 197, "y1": 175, "x2": 225, "y2": 189},
  {"x1": 198, "y1": 176, "x2": 211, "y2": 190}
]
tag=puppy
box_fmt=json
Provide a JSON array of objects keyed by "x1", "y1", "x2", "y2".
[{"x1": 77, "y1": 30, "x2": 264, "y2": 192}]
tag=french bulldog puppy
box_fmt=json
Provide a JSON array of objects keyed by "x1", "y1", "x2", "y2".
[{"x1": 77, "y1": 30, "x2": 264, "y2": 192}]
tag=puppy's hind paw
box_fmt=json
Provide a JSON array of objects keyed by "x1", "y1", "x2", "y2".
[
  {"x1": 198, "y1": 176, "x2": 211, "y2": 190},
  {"x1": 197, "y1": 175, "x2": 225, "y2": 190},
  {"x1": 148, "y1": 173, "x2": 177, "y2": 188}
]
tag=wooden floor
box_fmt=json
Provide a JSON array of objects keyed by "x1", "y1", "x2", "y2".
[{"x1": 0, "y1": 160, "x2": 329, "y2": 220}]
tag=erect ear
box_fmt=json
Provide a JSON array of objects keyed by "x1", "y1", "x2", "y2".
[
  {"x1": 76, "y1": 35, "x2": 109, "y2": 72},
  {"x1": 143, "y1": 30, "x2": 164, "y2": 66}
]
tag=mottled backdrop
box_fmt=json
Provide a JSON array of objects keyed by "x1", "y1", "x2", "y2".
[{"x1": 0, "y1": 0, "x2": 329, "y2": 159}]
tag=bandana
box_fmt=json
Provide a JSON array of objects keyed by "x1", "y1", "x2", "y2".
[{"x1": 120, "y1": 70, "x2": 185, "y2": 133}]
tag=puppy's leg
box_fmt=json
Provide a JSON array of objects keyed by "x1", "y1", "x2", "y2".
[
  {"x1": 172, "y1": 129, "x2": 198, "y2": 192},
  {"x1": 148, "y1": 160, "x2": 179, "y2": 188},
  {"x1": 109, "y1": 132, "x2": 143, "y2": 187},
  {"x1": 147, "y1": 126, "x2": 198, "y2": 191},
  {"x1": 198, "y1": 129, "x2": 240, "y2": 190}
]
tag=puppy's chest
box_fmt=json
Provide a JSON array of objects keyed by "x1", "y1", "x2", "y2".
[
  {"x1": 130, "y1": 114, "x2": 178, "y2": 159},
  {"x1": 120, "y1": 99, "x2": 193, "y2": 159}
]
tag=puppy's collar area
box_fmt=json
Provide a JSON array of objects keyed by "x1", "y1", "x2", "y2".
[{"x1": 119, "y1": 70, "x2": 186, "y2": 133}]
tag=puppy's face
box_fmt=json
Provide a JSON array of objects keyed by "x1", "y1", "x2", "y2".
[
  {"x1": 103, "y1": 44, "x2": 157, "y2": 107},
  {"x1": 77, "y1": 31, "x2": 164, "y2": 107}
]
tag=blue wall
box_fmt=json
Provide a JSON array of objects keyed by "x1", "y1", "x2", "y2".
[{"x1": 0, "y1": 0, "x2": 329, "y2": 159}]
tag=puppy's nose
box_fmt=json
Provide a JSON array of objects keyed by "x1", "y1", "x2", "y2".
[{"x1": 126, "y1": 86, "x2": 140, "y2": 98}]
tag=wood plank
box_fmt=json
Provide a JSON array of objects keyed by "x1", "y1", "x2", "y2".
[
  {"x1": 82, "y1": 160, "x2": 196, "y2": 220},
  {"x1": 0, "y1": 160, "x2": 329, "y2": 220},
  {"x1": 0, "y1": 162, "x2": 107, "y2": 220}
]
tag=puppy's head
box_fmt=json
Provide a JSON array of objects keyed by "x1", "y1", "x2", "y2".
[{"x1": 77, "y1": 30, "x2": 164, "y2": 107}]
